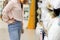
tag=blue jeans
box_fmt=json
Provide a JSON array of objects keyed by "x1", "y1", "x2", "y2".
[
  {"x1": 8, "y1": 21, "x2": 22, "y2": 40},
  {"x1": 42, "y1": 30, "x2": 45, "y2": 40}
]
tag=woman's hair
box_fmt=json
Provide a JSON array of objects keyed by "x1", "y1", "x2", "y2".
[
  {"x1": 20, "y1": 0, "x2": 28, "y2": 8},
  {"x1": 53, "y1": 8, "x2": 60, "y2": 17},
  {"x1": 23, "y1": 0, "x2": 28, "y2": 4},
  {"x1": 21, "y1": 3, "x2": 23, "y2": 8}
]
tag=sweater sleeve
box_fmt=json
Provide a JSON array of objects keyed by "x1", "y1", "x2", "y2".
[{"x1": 2, "y1": 1, "x2": 14, "y2": 22}]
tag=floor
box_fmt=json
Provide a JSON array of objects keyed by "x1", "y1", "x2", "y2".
[
  {"x1": 0, "y1": 19, "x2": 37, "y2": 40},
  {"x1": 0, "y1": 28, "x2": 36, "y2": 40}
]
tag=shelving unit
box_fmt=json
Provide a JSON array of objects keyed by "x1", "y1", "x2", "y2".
[
  {"x1": 0, "y1": 0, "x2": 3, "y2": 14},
  {"x1": 0, "y1": 0, "x2": 4, "y2": 18}
]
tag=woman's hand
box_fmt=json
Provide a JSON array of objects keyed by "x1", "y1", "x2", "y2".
[
  {"x1": 43, "y1": 27, "x2": 48, "y2": 37},
  {"x1": 21, "y1": 21, "x2": 24, "y2": 34},
  {"x1": 44, "y1": 29, "x2": 48, "y2": 37},
  {"x1": 21, "y1": 29, "x2": 24, "y2": 34},
  {"x1": 7, "y1": 19, "x2": 15, "y2": 24}
]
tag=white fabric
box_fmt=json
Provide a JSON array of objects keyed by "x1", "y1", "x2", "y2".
[
  {"x1": 49, "y1": 0, "x2": 60, "y2": 9},
  {"x1": 41, "y1": 0, "x2": 51, "y2": 29},
  {"x1": 44, "y1": 36, "x2": 48, "y2": 40},
  {"x1": 36, "y1": 23, "x2": 43, "y2": 40},
  {"x1": 48, "y1": 17, "x2": 60, "y2": 40},
  {"x1": 36, "y1": 23, "x2": 43, "y2": 35},
  {"x1": 37, "y1": 2, "x2": 42, "y2": 8}
]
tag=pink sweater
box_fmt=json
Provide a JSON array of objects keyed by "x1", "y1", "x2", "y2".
[{"x1": 2, "y1": 0, "x2": 24, "y2": 24}]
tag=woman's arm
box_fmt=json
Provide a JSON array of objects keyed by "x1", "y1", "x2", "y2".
[
  {"x1": 21, "y1": 8, "x2": 24, "y2": 34},
  {"x1": 2, "y1": 1, "x2": 14, "y2": 22}
]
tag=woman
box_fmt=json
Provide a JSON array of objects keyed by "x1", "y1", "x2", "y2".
[
  {"x1": 47, "y1": 8, "x2": 60, "y2": 40},
  {"x1": 45, "y1": 0, "x2": 60, "y2": 39},
  {"x1": 2, "y1": 0, "x2": 24, "y2": 40}
]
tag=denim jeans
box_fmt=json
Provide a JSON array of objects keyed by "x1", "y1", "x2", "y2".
[
  {"x1": 42, "y1": 30, "x2": 45, "y2": 40},
  {"x1": 8, "y1": 20, "x2": 22, "y2": 40}
]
